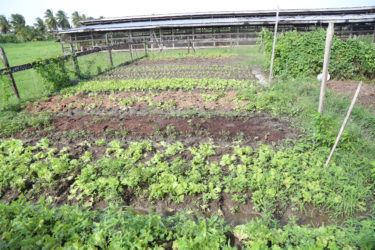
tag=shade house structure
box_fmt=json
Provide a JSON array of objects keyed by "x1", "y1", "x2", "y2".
[{"x1": 58, "y1": 6, "x2": 375, "y2": 52}]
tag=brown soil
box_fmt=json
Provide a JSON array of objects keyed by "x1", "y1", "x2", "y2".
[
  {"x1": 24, "y1": 113, "x2": 294, "y2": 143},
  {"x1": 25, "y1": 90, "x2": 247, "y2": 113},
  {"x1": 328, "y1": 80, "x2": 375, "y2": 112}
]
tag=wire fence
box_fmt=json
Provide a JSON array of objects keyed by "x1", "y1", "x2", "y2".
[{"x1": 0, "y1": 42, "x2": 147, "y2": 109}]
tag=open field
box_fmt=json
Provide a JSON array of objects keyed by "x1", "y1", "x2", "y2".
[
  {"x1": 0, "y1": 41, "x2": 62, "y2": 66},
  {"x1": 0, "y1": 42, "x2": 138, "y2": 107},
  {"x1": 1, "y1": 44, "x2": 375, "y2": 248}
]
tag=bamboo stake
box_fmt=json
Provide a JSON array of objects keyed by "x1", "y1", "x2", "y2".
[
  {"x1": 318, "y1": 22, "x2": 335, "y2": 114},
  {"x1": 268, "y1": 5, "x2": 279, "y2": 87},
  {"x1": 325, "y1": 81, "x2": 362, "y2": 167}
]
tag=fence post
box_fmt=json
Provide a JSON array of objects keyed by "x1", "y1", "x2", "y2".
[
  {"x1": 318, "y1": 22, "x2": 334, "y2": 114},
  {"x1": 69, "y1": 42, "x2": 80, "y2": 76},
  {"x1": 0, "y1": 46, "x2": 20, "y2": 99},
  {"x1": 268, "y1": 5, "x2": 279, "y2": 87},
  {"x1": 105, "y1": 34, "x2": 114, "y2": 67},
  {"x1": 129, "y1": 44, "x2": 134, "y2": 61},
  {"x1": 144, "y1": 42, "x2": 148, "y2": 57}
]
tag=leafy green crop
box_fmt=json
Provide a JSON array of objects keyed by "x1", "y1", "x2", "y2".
[
  {"x1": 0, "y1": 199, "x2": 374, "y2": 249},
  {"x1": 259, "y1": 29, "x2": 375, "y2": 80},
  {"x1": 234, "y1": 218, "x2": 375, "y2": 249},
  {"x1": 62, "y1": 78, "x2": 254, "y2": 94},
  {"x1": 0, "y1": 199, "x2": 232, "y2": 249}
]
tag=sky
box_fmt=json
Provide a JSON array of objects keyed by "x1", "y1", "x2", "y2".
[{"x1": 1, "y1": 0, "x2": 375, "y2": 26}]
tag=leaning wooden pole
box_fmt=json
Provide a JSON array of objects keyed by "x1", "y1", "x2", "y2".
[
  {"x1": 0, "y1": 46, "x2": 20, "y2": 99},
  {"x1": 325, "y1": 81, "x2": 362, "y2": 167},
  {"x1": 268, "y1": 6, "x2": 279, "y2": 87},
  {"x1": 318, "y1": 22, "x2": 335, "y2": 114}
]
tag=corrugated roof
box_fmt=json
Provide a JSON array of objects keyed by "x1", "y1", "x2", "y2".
[
  {"x1": 80, "y1": 6, "x2": 375, "y2": 26},
  {"x1": 60, "y1": 13, "x2": 375, "y2": 34}
]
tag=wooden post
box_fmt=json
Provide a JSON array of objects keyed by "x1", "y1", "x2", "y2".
[
  {"x1": 318, "y1": 22, "x2": 335, "y2": 114},
  {"x1": 129, "y1": 44, "x2": 133, "y2": 61},
  {"x1": 268, "y1": 6, "x2": 280, "y2": 87},
  {"x1": 61, "y1": 41, "x2": 65, "y2": 54},
  {"x1": 325, "y1": 81, "x2": 362, "y2": 167},
  {"x1": 236, "y1": 26, "x2": 240, "y2": 46},
  {"x1": 74, "y1": 34, "x2": 78, "y2": 51},
  {"x1": 190, "y1": 41, "x2": 196, "y2": 53},
  {"x1": 172, "y1": 28, "x2": 175, "y2": 48},
  {"x1": 0, "y1": 46, "x2": 20, "y2": 99},
  {"x1": 90, "y1": 32, "x2": 95, "y2": 48},
  {"x1": 69, "y1": 42, "x2": 80, "y2": 76},
  {"x1": 105, "y1": 34, "x2": 114, "y2": 67},
  {"x1": 134, "y1": 45, "x2": 138, "y2": 58},
  {"x1": 144, "y1": 41, "x2": 148, "y2": 57}
]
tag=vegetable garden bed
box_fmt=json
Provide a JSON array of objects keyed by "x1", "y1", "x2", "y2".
[{"x1": 1, "y1": 54, "x2": 374, "y2": 249}]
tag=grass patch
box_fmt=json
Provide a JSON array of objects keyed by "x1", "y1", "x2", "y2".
[{"x1": 0, "y1": 41, "x2": 62, "y2": 67}]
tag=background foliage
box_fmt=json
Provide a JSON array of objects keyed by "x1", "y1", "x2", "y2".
[{"x1": 259, "y1": 29, "x2": 375, "y2": 80}]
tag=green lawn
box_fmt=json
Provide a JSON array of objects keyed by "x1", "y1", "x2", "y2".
[
  {"x1": 0, "y1": 41, "x2": 62, "y2": 67},
  {"x1": 0, "y1": 42, "x2": 136, "y2": 108}
]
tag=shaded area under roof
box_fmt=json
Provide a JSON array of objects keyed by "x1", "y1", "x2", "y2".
[{"x1": 60, "y1": 12, "x2": 375, "y2": 34}]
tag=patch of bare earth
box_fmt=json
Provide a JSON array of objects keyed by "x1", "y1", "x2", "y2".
[
  {"x1": 328, "y1": 80, "x2": 375, "y2": 112},
  {"x1": 25, "y1": 90, "x2": 247, "y2": 113}
]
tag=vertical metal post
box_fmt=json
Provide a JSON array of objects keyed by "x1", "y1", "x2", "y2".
[
  {"x1": 318, "y1": 22, "x2": 335, "y2": 114},
  {"x1": 268, "y1": 5, "x2": 280, "y2": 87},
  {"x1": 0, "y1": 46, "x2": 20, "y2": 99}
]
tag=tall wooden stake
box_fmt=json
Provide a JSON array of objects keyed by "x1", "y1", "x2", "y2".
[
  {"x1": 325, "y1": 81, "x2": 362, "y2": 167},
  {"x1": 268, "y1": 5, "x2": 279, "y2": 87},
  {"x1": 0, "y1": 46, "x2": 20, "y2": 99},
  {"x1": 105, "y1": 34, "x2": 114, "y2": 67},
  {"x1": 318, "y1": 22, "x2": 335, "y2": 114}
]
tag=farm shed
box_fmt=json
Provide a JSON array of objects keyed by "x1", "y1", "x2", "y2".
[{"x1": 58, "y1": 6, "x2": 375, "y2": 52}]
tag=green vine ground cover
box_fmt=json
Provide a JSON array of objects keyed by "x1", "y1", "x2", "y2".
[{"x1": 0, "y1": 41, "x2": 375, "y2": 248}]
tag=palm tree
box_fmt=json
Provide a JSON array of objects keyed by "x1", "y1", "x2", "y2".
[
  {"x1": 44, "y1": 9, "x2": 57, "y2": 31},
  {"x1": 34, "y1": 17, "x2": 46, "y2": 34},
  {"x1": 0, "y1": 15, "x2": 10, "y2": 34},
  {"x1": 56, "y1": 10, "x2": 70, "y2": 29},
  {"x1": 10, "y1": 14, "x2": 26, "y2": 34},
  {"x1": 71, "y1": 11, "x2": 82, "y2": 27}
]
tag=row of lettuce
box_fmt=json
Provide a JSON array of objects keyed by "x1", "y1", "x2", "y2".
[{"x1": 1, "y1": 199, "x2": 374, "y2": 249}]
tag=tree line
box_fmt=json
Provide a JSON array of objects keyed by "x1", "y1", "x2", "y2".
[{"x1": 0, "y1": 10, "x2": 97, "y2": 42}]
